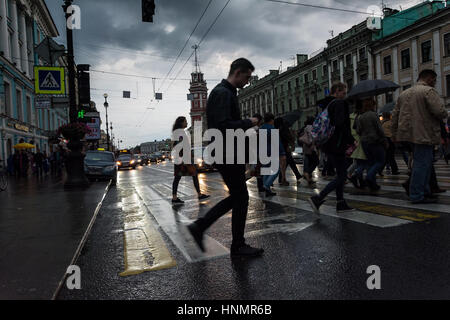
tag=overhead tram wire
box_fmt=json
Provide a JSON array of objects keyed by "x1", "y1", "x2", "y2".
[
  {"x1": 156, "y1": 0, "x2": 214, "y2": 93},
  {"x1": 260, "y1": 0, "x2": 417, "y2": 21},
  {"x1": 164, "y1": 0, "x2": 232, "y2": 93}
]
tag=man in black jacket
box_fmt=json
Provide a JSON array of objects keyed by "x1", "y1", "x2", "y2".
[
  {"x1": 187, "y1": 58, "x2": 263, "y2": 258},
  {"x1": 308, "y1": 82, "x2": 355, "y2": 214}
]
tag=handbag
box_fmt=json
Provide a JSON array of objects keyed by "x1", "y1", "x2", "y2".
[{"x1": 345, "y1": 143, "x2": 357, "y2": 158}]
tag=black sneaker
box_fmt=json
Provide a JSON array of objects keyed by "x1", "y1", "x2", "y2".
[
  {"x1": 187, "y1": 223, "x2": 205, "y2": 252},
  {"x1": 172, "y1": 198, "x2": 184, "y2": 204},
  {"x1": 198, "y1": 194, "x2": 210, "y2": 200},
  {"x1": 230, "y1": 244, "x2": 264, "y2": 257},
  {"x1": 336, "y1": 200, "x2": 356, "y2": 213},
  {"x1": 265, "y1": 188, "x2": 276, "y2": 197},
  {"x1": 308, "y1": 195, "x2": 324, "y2": 216}
]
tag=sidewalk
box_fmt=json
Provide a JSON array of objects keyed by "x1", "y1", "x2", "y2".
[{"x1": 0, "y1": 173, "x2": 110, "y2": 299}]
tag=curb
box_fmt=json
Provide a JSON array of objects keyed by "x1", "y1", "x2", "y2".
[{"x1": 51, "y1": 180, "x2": 112, "y2": 300}]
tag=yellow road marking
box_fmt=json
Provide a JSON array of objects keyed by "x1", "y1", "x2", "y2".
[
  {"x1": 352, "y1": 204, "x2": 440, "y2": 222},
  {"x1": 120, "y1": 200, "x2": 176, "y2": 277}
]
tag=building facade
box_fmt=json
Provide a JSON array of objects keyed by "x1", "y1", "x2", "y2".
[
  {"x1": 238, "y1": 21, "x2": 372, "y2": 130},
  {"x1": 238, "y1": 1, "x2": 450, "y2": 131},
  {"x1": 371, "y1": 1, "x2": 450, "y2": 108},
  {"x1": 0, "y1": 0, "x2": 69, "y2": 166},
  {"x1": 189, "y1": 70, "x2": 208, "y2": 131},
  {"x1": 141, "y1": 139, "x2": 171, "y2": 154}
]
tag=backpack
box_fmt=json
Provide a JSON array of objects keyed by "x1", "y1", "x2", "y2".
[{"x1": 311, "y1": 101, "x2": 336, "y2": 146}]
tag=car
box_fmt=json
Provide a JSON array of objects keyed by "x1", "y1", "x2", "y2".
[
  {"x1": 84, "y1": 151, "x2": 118, "y2": 185},
  {"x1": 116, "y1": 154, "x2": 137, "y2": 170},
  {"x1": 135, "y1": 154, "x2": 149, "y2": 166},
  {"x1": 292, "y1": 146, "x2": 303, "y2": 164},
  {"x1": 153, "y1": 152, "x2": 165, "y2": 161},
  {"x1": 191, "y1": 147, "x2": 216, "y2": 172},
  {"x1": 149, "y1": 153, "x2": 160, "y2": 163},
  {"x1": 141, "y1": 154, "x2": 150, "y2": 165}
]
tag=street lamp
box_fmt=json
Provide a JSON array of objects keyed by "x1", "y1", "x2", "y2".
[{"x1": 104, "y1": 93, "x2": 110, "y2": 151}]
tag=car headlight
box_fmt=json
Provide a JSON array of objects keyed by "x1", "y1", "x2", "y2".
[
  {"x1": 292, "y1": 152, "x2": 298, "y2": 156},
  {"x1": 117, "y1": 161, "x2": 122, "y2": 165},
  {"x1": 105, "y1": 165, "x2": 116, "y2": 171},
  {"x1": 130, "y1": 160, "x2": 135, "y2": 164}
]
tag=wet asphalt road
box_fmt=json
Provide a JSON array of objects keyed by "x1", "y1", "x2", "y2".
[{"x1": 58, "y1": 160, "x2": 450, "y2": 300}]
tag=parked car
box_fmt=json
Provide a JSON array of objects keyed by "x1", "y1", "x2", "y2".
[
  {"x1": 116, "y1": 154, "x2": 137, "y2": 170},
  {"x1": 84, "y1": 150, "x2": 118, "y2": 185},
  {"x1": 292, "y1": 146, "x2": 303, "y2": 164}
]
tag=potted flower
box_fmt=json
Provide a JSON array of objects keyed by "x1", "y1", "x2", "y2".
[{"x1": 57, "y1": 122, "x2": 91, "y2": 141}]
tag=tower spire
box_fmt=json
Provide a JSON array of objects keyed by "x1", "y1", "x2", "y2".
[{"x1": 192, "y1": 44, "x2": 200, "y2": 73}]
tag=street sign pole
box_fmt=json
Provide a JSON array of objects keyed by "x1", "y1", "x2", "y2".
[{"x1": 63, "y1": 0, "x2": 77, "y2": 123}]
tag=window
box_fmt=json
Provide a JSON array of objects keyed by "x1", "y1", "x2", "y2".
[
  {"x1": 289, "y1": 100, "x2": 292, "y2": 112},
  {"x1": 288, "y1": 81, "x2": 291, "y2": 90},
  {"x1": 332, "y1": 60, "x2": 338, "y2": 71},
  {"x1": 4, "y1": 82, "x2": 11, "y2": 116},
  {"x1": 296, "y1": 97, "x2": 300, "y2": 109},
  {"x1": 383, "y1": 55, "x2": 392, "y2": 75},
  {"x1": 312, "y1": 69, "x2": 317, "y2": 80},
  {"x1": 47, "y1": 110, "x2": 50, "y2": 130},
  {"x1": 446, "y1": 74, "x2": 450, "y2": 97},
  {"x1": 295, "y1": 78, "x2": 299, "y2": 87},
  {"x1": 16, "y1": 89, "x2": 23, "y2": 121},
  {"x1": 421, "y1": 40, "x2": 432, "y2": 63},
  {"x1": 323, "y1": 65, "x2": 328, "y2": 76},
  {"x1": 347, "y1": 79, "x2": 353, "y2": 91},
  {"x1": 360, "y1": 74, "x2": 368, "y2": 81},
  {"x1": 444, "y1": 33, "x2": 450, "y2": 56},
  {"x1": 359, "y1": 47, "x2": 366, "y2": 60},
  {"x1": 304, "y1": 73, "x2": 309, "y2": 83},
  {"x1": 401, "y1": 48, "x2": 410, "y2": 69},
  {"x1": 35, "y1": 110, "x2": 40, "y2": 128},
  {"x1": 345, "y1": 54, "x2": 352, "y2": 67},
  {"x1": 26, "y1": 96, "x2": 31, "y2": 124},
  {"x1": 305, "y1": 95, "x2": 310, "y2": 107}
]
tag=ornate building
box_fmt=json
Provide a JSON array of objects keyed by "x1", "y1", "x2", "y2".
[{"x1": 189, "y1": 45, "x2": 208, "y2": 132}]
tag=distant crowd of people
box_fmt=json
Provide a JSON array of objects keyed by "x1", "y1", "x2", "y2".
[{"x1": 5, "y1": 145, "x2": 67, "y2": 179}]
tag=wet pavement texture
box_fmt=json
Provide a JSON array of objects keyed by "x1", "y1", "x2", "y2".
[
  {"x1": 57, "y1": 160, "x2": 450, "y2": 299},
  {"x1": 0, "y1": 173, "x2": 109, "y2": 299}
]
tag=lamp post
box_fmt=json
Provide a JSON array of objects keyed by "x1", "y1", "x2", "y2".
[
  {"x1": 104, "y1": 93, "x2": 110, "y2": 151},
  {"x1": 110, "y1": 123, "x2": 114, "y2": 151},
  {"x1": 63, "y1": 0, "x2": 77, "y2": 123}
]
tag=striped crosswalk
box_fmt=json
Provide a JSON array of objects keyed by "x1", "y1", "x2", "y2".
[{"x1": 116, "y1": 159, "x2": 450, "y2": 274}]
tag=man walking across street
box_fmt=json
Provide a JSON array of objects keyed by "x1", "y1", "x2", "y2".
[
  {"x1": 187, "y1": 58, "x2": 264, "y2": 258},
  {"x1": 308, "y1": 82, "x2": 355, "y2": 214},
  {"x1": 391, "y1": 69, "x2": 448, "y2": 204}
]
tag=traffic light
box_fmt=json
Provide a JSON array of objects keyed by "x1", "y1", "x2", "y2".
[{"x1": 142, "y1": 0, "x2": 155, "y2": 23}]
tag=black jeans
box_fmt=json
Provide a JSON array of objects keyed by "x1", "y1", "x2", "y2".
[
  {"x1": 172, "y1": 175, "x2": 201, "y2": 196},
  {"x1": 286, "y1": 152, "x2": 302, "y2": 179},
  {"x1": 318, "y1": 154, "x2": 347, "y2": 201},
  {"x1": 194, "y1": 164, "x2": 249, "y2": 249}
]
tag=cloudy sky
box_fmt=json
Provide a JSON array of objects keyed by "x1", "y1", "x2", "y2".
[{"x1": 46, "y1": 0, "x2": 422, "y2": 148}]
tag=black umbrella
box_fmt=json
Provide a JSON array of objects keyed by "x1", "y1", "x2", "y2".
[
  {"x1": 347, "y1": 80, "x2": 400, "y2": 100},
  {"x1": 282, "y1": 110, "x2": 302, "y2": 127},
  {"x1": 379, "y1": 102, "x2": 395, "y2": 114}
]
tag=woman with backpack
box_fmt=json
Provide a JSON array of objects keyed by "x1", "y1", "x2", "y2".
[
  {"x1": 308, "y1": 83, "x2": 355, "y2": 214},
  {"x1": 347, "y1": 101, "x2": 368, "y2": 188}
]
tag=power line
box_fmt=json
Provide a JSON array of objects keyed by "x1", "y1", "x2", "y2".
[
  {"x1": 89, "y1": 69, "x2": 221, "y2": 82},
  {"x1": 164, "y1": 0, "x2": 232, "y2": 93},
  {"x1": 157, "y1": 0, "x2": 214, "y2": 92}
]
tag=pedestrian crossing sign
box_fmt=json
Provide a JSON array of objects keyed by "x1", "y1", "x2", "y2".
[{"x1": 34, "y1": 66, "x2": 66, "y2": 95}]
